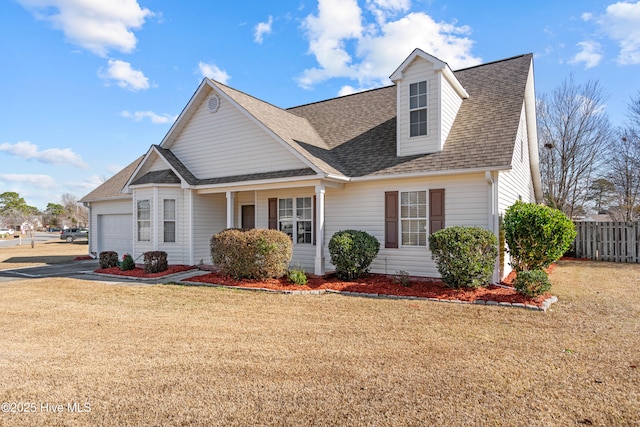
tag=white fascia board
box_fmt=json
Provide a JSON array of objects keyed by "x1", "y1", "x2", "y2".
[
  {"x1": 349, "y1": 165, "x2": 512, "y2": 183},
  {"x1": 441, "y1": 66, "x2": 469, "y2": 99},
  {"x1": 524, "y1": 61, "x2": 543, "y2": 203}
]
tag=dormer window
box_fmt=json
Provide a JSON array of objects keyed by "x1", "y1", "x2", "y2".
[{"x1": 409, "y1": 81, "x2": 428, "y2": 137}]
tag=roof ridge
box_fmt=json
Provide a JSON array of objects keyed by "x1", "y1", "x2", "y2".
[{"x1": 454, "y1": 53, "x2": 532, "y2": 73}]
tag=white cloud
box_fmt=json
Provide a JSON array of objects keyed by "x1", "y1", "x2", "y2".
[
  {"x1": 0, "y1": 173, "x2": 57, "y2": 190},
  {"x1": 298, "y1": 0, "x2": 481, "y2": 90},
  {"x1": 121, "y1": 110, "x2": 177, "y2": 124},
  {"x1": 198, "y1": 62, "x2": 231, "y2": 84},
  {"x1": 100, "y1": 59, "x2": 150, "y2": 91},
  {"x1": 597, "y1": 1, "x2": 640, "y2": 65},
  {"x1": 569, "y1": 41, "x2": 603, "y2": 69},
  {"x1": 17, "y1": 0, "x2": 153, "y2": 57},
  {"x1": 581, "y1": 12, "x2": 594, "y2": 21},
  {"x1": 254, "y1": 16, "x2": 273, "y2": 43},
  {"x1": 0, "y1": 141, "x2": 88, "y2": 169}
]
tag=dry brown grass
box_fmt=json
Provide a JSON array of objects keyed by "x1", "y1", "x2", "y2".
[
  {"x1": 0, "y1": 260, "x2": 638, "y2": 426},
  {"x1": 0, "y1": 239, "x2": 88, "y2": 270}
]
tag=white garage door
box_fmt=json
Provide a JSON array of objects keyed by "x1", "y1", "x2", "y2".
[{"x1": 98, "y1": 214, "x2": 133, "y2": 257}]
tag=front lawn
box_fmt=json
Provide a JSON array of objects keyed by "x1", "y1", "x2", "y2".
[{"x1": 0, "y1": 260, "x2": 638, "y2": 426}]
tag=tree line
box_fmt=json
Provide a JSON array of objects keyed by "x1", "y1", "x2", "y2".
[
  {"x1": 538, "y1": 75, "x2": 640, "y2": 222},
  {"x1": 0, "y1": 191, "x2": 88, "y2": 232}
]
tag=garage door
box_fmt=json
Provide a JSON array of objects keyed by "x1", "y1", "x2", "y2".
[{"x1": 98, "y1": 214, "x2": 133, "y2": 257}]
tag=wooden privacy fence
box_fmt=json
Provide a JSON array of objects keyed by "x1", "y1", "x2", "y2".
[{"x1": 574, "y1": 221, "x2": 640, "y2": 263}]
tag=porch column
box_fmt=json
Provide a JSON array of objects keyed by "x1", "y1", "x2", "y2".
[
  {"x1": 226, "y1": 191, "x2": 235, "y2": 229},
  {"x1": 314, "y1": 184, "x2": 325, "y2": 275}
]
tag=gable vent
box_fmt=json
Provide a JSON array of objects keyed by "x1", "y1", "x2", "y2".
[{"x1": 207, "y1": 94, "x2": 220, "y2": 113}]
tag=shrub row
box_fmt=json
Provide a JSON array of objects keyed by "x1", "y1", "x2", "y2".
[{"x1": 99, "y1": 250, "x2": 169, "y2": 273}]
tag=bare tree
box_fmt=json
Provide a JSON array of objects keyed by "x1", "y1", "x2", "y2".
[
  {"x1": 607, "y1": 92, "x2": 640, "y2": 221},
  {"x1": 537, "y1": 75, "x2": 612, "y2": 218},
  {"x1": 61, "y1": 193, "x2": 88, "y2": 227}
]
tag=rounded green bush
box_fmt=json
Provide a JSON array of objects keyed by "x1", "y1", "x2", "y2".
[
  {"x1": 429, "y1": 226, "x2": 498, "y2": 289},
  {"x1": 513, "y1": 269, "x2": 551, "y2": 297},
  {"x1": 504, "y1": 201, "x2": 576, "y2": 272},
  {"x1": 328, "y1": 230, "x2": 380, "y2": 281},
  {"x1": 210, "y1": 228, "x2": 292, "y2": 280}
]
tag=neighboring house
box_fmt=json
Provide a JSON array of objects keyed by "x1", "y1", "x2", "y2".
[{"x1": 80, "y1": 48, "x2": 542, "y2": 281}]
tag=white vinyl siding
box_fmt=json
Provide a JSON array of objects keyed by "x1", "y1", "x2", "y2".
[
  {"x1": 324, "y1": 175, "x2": 488, "y2": 278},
  {"x1": 169, "y1": 90, "x2": 307, "y2": 179},
  {"x1": 498, "y1": 104, "x2": 535, "y2": 213},
  {"x1": 440, "y1": 77, "x2": 463, "y2": 149},
  {"x1": 396, "y1": 57, "x2": 440, "y2": 156},
  {"x1": 192, "y1": 192, "x2": 227, "y2": 266}
]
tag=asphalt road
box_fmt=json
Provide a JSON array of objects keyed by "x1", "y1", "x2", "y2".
[{"x1": 0, "y1": 231, "x2": 73, "y2": 248}]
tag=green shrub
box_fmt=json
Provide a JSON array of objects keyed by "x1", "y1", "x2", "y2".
[
  {"x1": 429, "y1": 226, "x2": 498, "y2": 289},
  {"x1": 144, "y1": 251, "x2": 168, "y2": 274},
  {"x1": 504, "y1": 201, "x2": 576, "y2": 272},
  {"x1": 328, "y1": 230, "x2": 380, "y2": 281},
  {"x1": 99, "y1": 251, "x2": 119, "y2": 269},
  {"x1": 514, "y1": 269, "x2": 551, "y2": 297},
  {"x1": 119, "y1": 254, "x2": 135, "y2": 271},
  {"x1": 287, "y1": 264, "x2": 308, "y2": 285},
  {"x1": 210, "y1": 228, "x2": 292, "y2": 280}
]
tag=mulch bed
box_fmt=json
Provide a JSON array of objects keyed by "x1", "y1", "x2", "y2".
[
  {"x1": 183, "y1": 270, "x2": 551, "y2": 307},
  {"x1": 94, "y1": 265, "x2": 196, "y2": 278}
]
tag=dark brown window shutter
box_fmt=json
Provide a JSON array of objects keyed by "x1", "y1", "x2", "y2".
[
  {"x1": 268, "y1": 198, "x2": 277, "y2": 230},
  {"x1": 385, "y1": 191, "x2": 398, "y2": 248},
  {"x1": 312, "y1": 195, "x2": 317, "y2": 245},
  {"x1": 429, "y1": 189, "x2": 445, "y2": 234}
]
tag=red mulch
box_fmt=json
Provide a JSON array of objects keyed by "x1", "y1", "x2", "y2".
[
  {"x1": 183, "y1": 270, "x2": 550, "y2": 307},
  {"x1": 94, "y1": 265, "x2": 196, "y2": 278},
  {"x1": 74, "y1": 256, "x2": 93, "y2": 260}
]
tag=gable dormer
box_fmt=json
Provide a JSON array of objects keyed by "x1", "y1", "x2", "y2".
[{"x1": 390, "y1": 49, "x2": 469, "y2": 156}]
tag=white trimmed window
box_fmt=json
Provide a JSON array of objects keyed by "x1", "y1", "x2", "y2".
[
  {"x1": 163, "y1": 199, "x2": 176, "y2": 243},
  {"x1": 137, "y1": 200, "x2": 150, "y2": 242},
  {"x1": 400, "y1": 191, "x2": 427, "y2": 246},
  {"x1": 279, "y1": 197, "x2": 312, "y2": 244},
  {"x1": 409, "y1": 81, "x2": 428, "y2": 137}
]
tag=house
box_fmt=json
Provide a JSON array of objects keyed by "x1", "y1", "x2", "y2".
[{"x1": 80, "y1": 48, "x2": 542, "y2": 281}]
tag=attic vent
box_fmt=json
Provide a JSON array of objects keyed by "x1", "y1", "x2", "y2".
[{"x1": 207, "y1": 94, "x2": 220, "y2": 113}]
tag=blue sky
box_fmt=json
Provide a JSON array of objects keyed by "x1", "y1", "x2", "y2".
[{"x1": 1, "y1": 0, "x2": 639, "y2": 210}]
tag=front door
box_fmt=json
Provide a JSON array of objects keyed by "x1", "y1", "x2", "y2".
[{"x1": 242, "y1": 205, "x2": 255, "y2": 230}]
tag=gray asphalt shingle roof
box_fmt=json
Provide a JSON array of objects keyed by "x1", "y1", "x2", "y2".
[{"x1": 82, "y1": 53, "x2": 532, "y2": 200}]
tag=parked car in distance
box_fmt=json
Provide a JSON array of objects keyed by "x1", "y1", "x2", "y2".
[
  {"x1": 60, "y1": 228, "x2": 88, "y2": 242},
  {"x1": 0, "y1": 228, "x2": 15, "y2": 236}
]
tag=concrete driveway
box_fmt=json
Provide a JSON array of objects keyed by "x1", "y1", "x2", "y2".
[{"x1": 0, "y1": 258, "x2": 207, "y2": 286}]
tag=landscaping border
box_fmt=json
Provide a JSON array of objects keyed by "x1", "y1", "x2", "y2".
[{"x1": 175, "y1": 279, "x2": 559, "y2": 311}]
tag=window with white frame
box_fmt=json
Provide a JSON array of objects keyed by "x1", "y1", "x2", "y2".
[
  {"x1": 279, "y1": 197, "x2": 312, "y2": 244},
  {"x1": 163, "y1": 199, "x2": 176, "y2": 243},
  {"x1": 137, "y1": 200, "x2": 150, "y2": 242},
  {"x1": 409, "y1": 81, "x2": 428, "y2": 137},
  {"x1": 400, "y1": 191, "x2": 427, "y2": 246}
]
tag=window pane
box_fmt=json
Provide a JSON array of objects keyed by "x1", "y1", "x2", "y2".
[
  {"x1": 400, "y1": 191, "x2": 427, "y2": 246},
  {"x1": 296, "y1": 197, "x2": 312, "y2": 220},
  {"x1": 138, "y1": 221, "x2": 150, "y2": 241},
  {"x1": 163, "y1": 221, "x2": 175, "y2": 243},
  {"x1": 137, "y1": 200, "x2": 150, "y2": 220},
  {"x1": 280, "y1": 221, "x2": 293, "y2": 238},
  {"x1": 163, "y1": 199, "x2": 176, "y2": 220}
]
